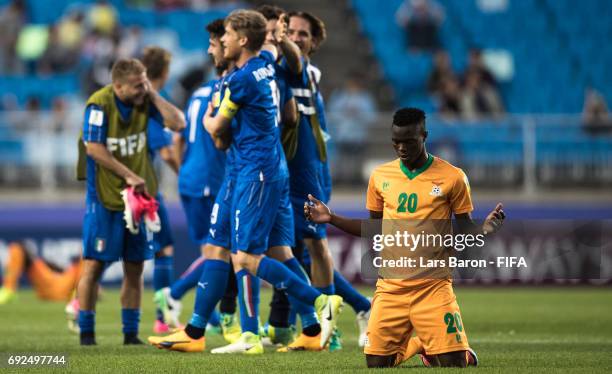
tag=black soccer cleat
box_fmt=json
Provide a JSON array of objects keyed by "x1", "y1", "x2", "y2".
[
  {"x1": 124, "y1": 333, "x2": 144, "y2": 345},
  {"x1": 80, "y1": 331, "x2": 97, "y2": 346}
]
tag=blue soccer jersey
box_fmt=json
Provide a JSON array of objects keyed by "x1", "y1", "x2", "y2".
[
  {"x1": 219, "y1": 51, "x2": 288, "y2": 183},
  {"x1": 178, "y1": 80, "x2": 227, "y2": 198}
]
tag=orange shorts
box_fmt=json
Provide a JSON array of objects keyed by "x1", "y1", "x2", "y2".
[
  {"x1": 27, "y1": 260, "x2": 82, "y2": 301},
  {"x1": 364, "y1": 279, "x2": 469, "y2": 358}
]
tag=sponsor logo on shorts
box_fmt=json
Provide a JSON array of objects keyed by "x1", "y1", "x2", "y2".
[{"x1": 95, "y1": 238, "x2": 105, "y2": 252}]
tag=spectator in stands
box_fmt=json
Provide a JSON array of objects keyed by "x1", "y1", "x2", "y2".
[
  {"x1": 88, "y1": 0, "x2": 118, "y2": 36},
  {"x1": 15, "y1": 25, "x2": 50, "y2": 75},
  {"x1": 328, "y1": 72, "x2": 377, "y2": 182},
  {"x1": 57, "y1": 11, "x2": 86, "y2": 52},
  {"x1": 460, "y1": 69, "x2": 504, "y2": 120},
  {"x1": 395, "y1": 0, "x2": 445, "y2": 52},
  {"x1": 0, "y1": 0, "x2": 26, "y2": 74},
  {"x1": 49, "y1": 98, "x2": 68, "y2": 134},
  {"x1": 156, "y1": 0, "x2": 187, "y2": 10},
  {"x1": 438, "y1": 75, "x2": 461, "y2": 118},
  {"x1": 582, "y1": 88, "x2": 612, "y2": 135},
  {"x1": 427, "y1": 49, "x2": 455, "y2": 94},
  {"x1": 39, "y1": 25, "x2": 79, "y2": 74},
  {"x1": 464, "y1": 48, "x2": 496, "y2": 87}
]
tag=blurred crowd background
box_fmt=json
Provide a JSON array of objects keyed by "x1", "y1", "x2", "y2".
[{"x1": 0, "y1": 0, "x2": 611, "y2": 202}]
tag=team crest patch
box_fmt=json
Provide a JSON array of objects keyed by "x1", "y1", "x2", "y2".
[
  {"x1": 429, "y1": 184, "x2": 443, "y2": 197},
  {"x1": 95, "y1": 238, "x2": 105, "y2": 252},
  {"x1": 382, "y1": 181, "x2": 390, "y2": 191}
]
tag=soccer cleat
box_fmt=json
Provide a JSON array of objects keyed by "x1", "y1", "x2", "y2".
[
  {"x1": 220, "y1": 313, "x2": 242, "y2": 344},
  {"x1": 65, "y1": 298, "x2": 80, "y2": 333},
  {"x1": 328, "y1": 328, "x2": 343, "y2": 352},
  {"x1": 210, "y1": 332, "x2": 263, "y2": 355},
  {"x1": 153, "y1": 288, "x2": 182, "y2": 328},
  {"x1": 153, "y1": 320, "x2": 170, "y2": 334},
  {"x1": 356, "y1": 304, "x2": 371, "y2": 347},
  {"x1": 148, "y1": 330, "x2": 205, "y2": 352},
  {"x1": 262, "y1": 324, "x2": 296, "y2": 347},
  {"x1": 206, "y1": 323, "x2": 222, "y2": 336},
  {"x1": 80, "y1": 332, "x2": 97, "y2": 346},
  {"x1": 277, "y1": 333, "x2": 324, "y2": 352},
  {"x1": 121, "y1": 187, "x2": 161, "y2": 234},
  {"x1": 139, "y1": 192, "x2": 161, "y2": 233},
  {"x1": 0, "y1": 287, "x2": 16, "y2": 305},
  {"x1": 124, "y1": 334, "x2": 144, "y2": 345},
  {"x1": 121, "y1": 187, "x2": 143, "y2": 234},
  {"x1": 314, "y1": 294, "x2": 343, "y2": 348},
  {"x1": 467, "y1": 348, "x2": 479, "y2": 366}
]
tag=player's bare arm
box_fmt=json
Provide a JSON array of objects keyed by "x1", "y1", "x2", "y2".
[
  {"x1": 203, "y1": 101, "x2": 233, "y2": 148},
  {"x1": 282, "y1": 97, "x2": 298, "y2": 129},
  {"x1": 145, "y1": 79, "x2": 186, "y2": 132},
  {"x1": 85, "y1": 142, "x2": 145, "y2": 192},
  {"x1": 159, "y1": 145, "x2": 180, "y2": 174},
  {"x1": 304, "y1": 194, "x2": 381, "y2": 237},
  {"x1": 276, "y1": 14, "x2": 303, "y2": 74},
  {"x1": 172, "y1": 132, "x2": 185, "y2": 166},
  {"x1": 455, "y1": 203, "x2": 505, "y2": 236}
]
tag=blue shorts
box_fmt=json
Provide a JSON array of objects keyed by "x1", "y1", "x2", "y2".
[
  {"x1": 231, "y1": 177, "x2": 289, "y2": 254},
  {"x1": 289, "y1": 165, "x2": 327, "y2": 241},
  {"x1": 268, "y1": 179, "x2": 295, "y2": 248},
  {"x1": 180, "y1": 193, "x2": 216, "y2": 246},
  {"x1": 153, "y1": 193, "x2": 174, "y2": 251},
  {"x1": 206, "y1": 178, "x2": 234, "y2": 249},
  {"x1": 82, "y1": 197, "x2": 155, "y2": 263}
]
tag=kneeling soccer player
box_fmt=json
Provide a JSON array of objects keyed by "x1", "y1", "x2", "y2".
[{"x1": 305, "y1": 108, "x2": 505, "y2": 368}]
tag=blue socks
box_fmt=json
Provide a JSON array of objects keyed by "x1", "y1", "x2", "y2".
[
  {"x1": 78, "y1": 310, "x2": 95, "y2": 333},
  {"x1": 236, "y1": 269, "x2": 260, "y2": 334},
  {"x1": 121, "y1": 308, "x2": 140, "y2": 334},
  {"x1": 334, "y1": 270, "x2": 370, "y2": 313},
  {"x1": 316, "y1": 284, "x2": 335, "y2": 295},
  {"x1": 189, "y1": 259, "x2": 230, "y2": 329},
  {"x1": 256, "y1": 257, "x2": 321, "y2": 307},
  {"x1": 282, "y1": 258, "x2": 318, "y2": 328},
  {"x1": 154, "y1": 255, "x2": 173, "y2": 321},
  {"x1": 170, "y1": 256, "x2": 206, "y2": 300}
]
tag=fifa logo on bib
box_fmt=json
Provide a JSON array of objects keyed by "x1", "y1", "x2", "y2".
[{"x1": 429, "y1": 184, "x2": 443, "y2": 197}]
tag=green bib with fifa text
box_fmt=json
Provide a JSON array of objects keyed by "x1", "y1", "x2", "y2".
[{"x1": 76, "y1": 85, "x2": 158, "y2": 211}]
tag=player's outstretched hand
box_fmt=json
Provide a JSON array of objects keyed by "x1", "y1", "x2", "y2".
[
  {"x1": 304, "y1": 194, "x2": 332, "y2": 224},
  {"x1": 126, "y1": 174, "x2": 146, "y2": 194},
  {"x1": 274, "y1": 13, "x2": 288, "y2": 43},
  {"x1": 482, "y1": 203, "x2": 505, "y2": 235}
]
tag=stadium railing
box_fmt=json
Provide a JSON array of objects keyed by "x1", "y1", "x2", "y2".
[{"x1": 0, "y1": 111, "x2": 611, "y2": 198}]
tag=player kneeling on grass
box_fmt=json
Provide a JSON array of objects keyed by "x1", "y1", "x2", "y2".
[
  {"x1": 76, "y1": 58, "x2": 185, "y2": 346},
  {"x1": 304, "y1": 108, "x2": 505, "y2": 368}
]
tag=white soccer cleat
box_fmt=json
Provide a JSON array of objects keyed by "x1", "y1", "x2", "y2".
[
  {"x1": 153, "y1": 287, "x2": 182, "y2": 328},
  {"x1": 210, "y1": 332, "x2": 263, "y2": 354},
  {"x1": 356, "y1": 298, "x2": 372, "y2": 347},
  {"x1": 65, "y1": 298, "x2": 80, "y2": 334},
  {"x1": 315, "y1": 294, "x2": 343, "y2": 348}
]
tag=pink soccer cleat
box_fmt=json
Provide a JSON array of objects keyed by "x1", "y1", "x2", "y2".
[
  {"x1": 121, "y1": 187, "x2": 161, "y2": 234},
  {"x1": 154, "y1": 320, "x2": 170, "y2": 334}
]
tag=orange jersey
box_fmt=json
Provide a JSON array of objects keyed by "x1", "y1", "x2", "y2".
[
  {"x1": 366, "y1": 154, "x2": 473, "y2": 219},
  {"x1": 366, "y1": 154, "x2": 473, "y2": 291}
]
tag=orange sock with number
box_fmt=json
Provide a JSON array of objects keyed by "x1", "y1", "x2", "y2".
[{"x1": 3, "y1": 243, "x2": 26, "y2": 290}]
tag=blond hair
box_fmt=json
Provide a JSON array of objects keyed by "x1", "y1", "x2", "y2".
[{"x1": 225, "y1": 9, "x2": 267, "y2": 52}]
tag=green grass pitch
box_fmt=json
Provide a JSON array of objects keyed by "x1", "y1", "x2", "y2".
[{"x1": 1, "y1": 286, "x2": 611, "y2": 373}]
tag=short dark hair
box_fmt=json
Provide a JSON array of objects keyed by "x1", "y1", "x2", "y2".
[
  {"x1": 257, "y1": 4, "x2": 284, "y2": 21},
  {"x1": 225, "y1": 10, "x2": 267, "y2": 52},
  {"x1": 141, "y1": 46, "x2": 171, "y2": 80},
  {"x1": 288, "y1": 11, "x2": 326, "y2": 53},
  {"x1": 393, "y1": 108, "x2": 426, "y2": 129},
  {"x1": 206, "y1": 18, "x2": 226, "y2": 39}
]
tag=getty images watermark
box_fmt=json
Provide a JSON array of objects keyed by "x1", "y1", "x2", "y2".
[
  {"x1": 359, "y1": 219, "x2": 610, "y2": 281},
  {"x1": 371, "y1": 231, "x2": 526, "y2": 269}
]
